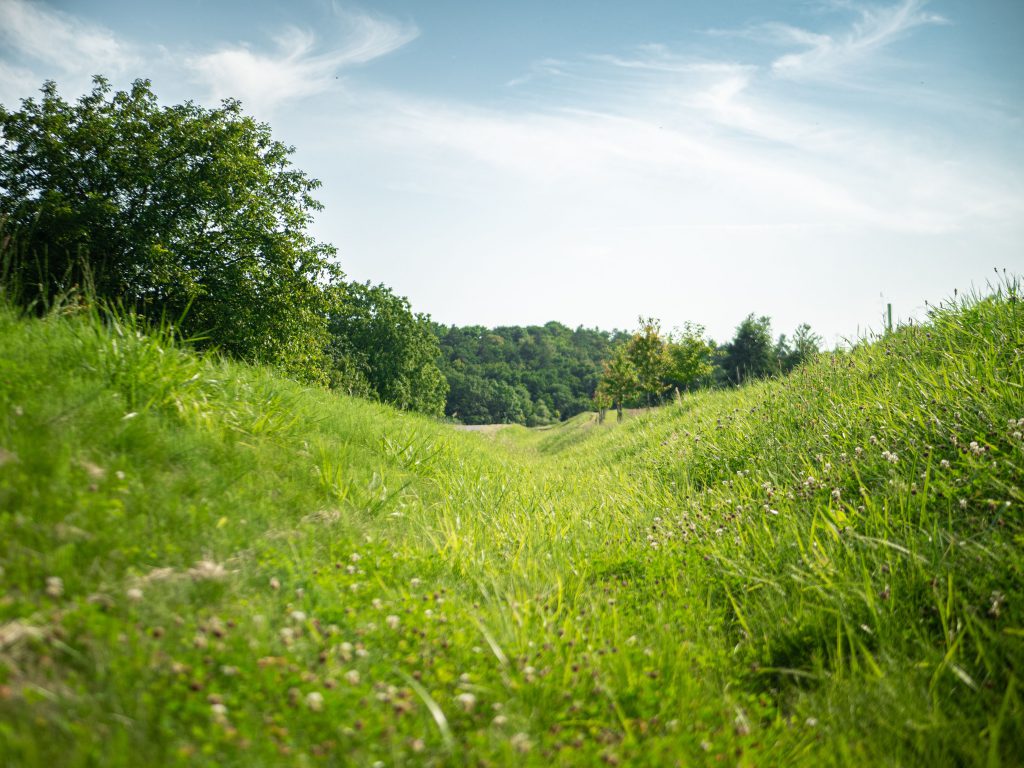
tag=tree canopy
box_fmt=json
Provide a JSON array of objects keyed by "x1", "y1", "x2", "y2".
[
  {"x1": 433, "y1": 322, "x2": 621, "y2": 424},
  {"x1": 0, "y1": 77, "x2": 339, "y2": 382},
  {"x1": 328, "y1": 282, "x2": 448, "y2": 417}
]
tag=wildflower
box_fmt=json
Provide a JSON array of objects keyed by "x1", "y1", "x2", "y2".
[
  {"x1": 510, "y1": 732, "x2": 533, "y2": 753},
  {"x1": 492, "y1": 714, "x2": 508, "y2": 727},
  {"x1": 969, "y1": 441, "x2": 985, "y2": 456},
  {"x1": 45, "y1": 576, "x2": 64, "y2": 598},
  {"x1": 1013, "y1": 431, "x2": 1022, "y2": 440},
  {"x1": 410, "y1": 578, "x2": 422, "y2": 588},
  {"x1": 126, "y1": 587, "x2": 143, "y2": 602},
  {"x1": 306, "y1": 691, "x2": 325, "y2": 712},
  {"x1": 290, "y1": 611, "x2": 307, "y2": 623},
  {"x1": 188, "y1": 560, "x2": 230, "y2": 581},
  {"x1": 456, "y1": 692, "x2": 477, "y2": 712},
  {"x1": 989, "y1": 591, "x2": 1006, "y2": 618},
  {"x1": 940, "y1": 459, "x2": 950, "y2": 469},
  {"x1": 344, "y1": 669, "x2": 360, "y2": 685},
  {"x1": 831, "y1": 488, "x2": 841, "y2": 501},
  {"x1": 371, "y1": 598, "x2": 383, "y2": 610},
  {"x1": 386, "y1": 615, "x2": 400, "y2": 630},
  {"x1": 350, "y1": 553, "x2": 361, "y2": 562},
  {"x1": 959, "y1": 498, "x2": 968, "y2": 509},
  {"x1": 211, "y1": 703, "x2": 229, "y2": 723}
]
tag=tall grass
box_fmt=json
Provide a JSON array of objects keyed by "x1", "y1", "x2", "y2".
[{"x1": 0, "y1": 278, "x2": 1021, "y2": 766}]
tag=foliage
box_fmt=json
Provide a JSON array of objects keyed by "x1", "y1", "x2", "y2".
[
  {"x1": 662, "y1": 321, "x2": 716, "y2": 393},
  {"x1": 775, "y1": 322, "x2": 824, "y2": 372},
  {"x1": 721, "y1": 313, "x2": 774, "y2": 384},
  {"x1": 328, "y1": 282, "x2": 448, "y2": 417},
  {"x1": 433, "y1": 322, "x2": 621, "y2": 424},
  {"x1": 0, "y1": 77, "x2": 340, "y2": 383},
  {"x1": 597, "y1": 345, "x2": 639, "y2": 421},
  {"x1": 0, "y1": 279, "x2": 1022, "y2": 766},
  {"x1": 624, "y1": 316, "x2": 668, "y2": 406}
]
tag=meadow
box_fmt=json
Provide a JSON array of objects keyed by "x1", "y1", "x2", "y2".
[{"x1": 0, "y1": 280, "x2": 1022, "y2": 766}]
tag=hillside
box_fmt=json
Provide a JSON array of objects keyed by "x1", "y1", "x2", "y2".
[{"x1": 0, "y1": 283, "x2": 1022, "y2": 766}]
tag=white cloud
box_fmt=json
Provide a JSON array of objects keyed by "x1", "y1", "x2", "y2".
[
  {"x1": 769, "y1": 0, "x2": 947, "y2": 80},
  {"x1": 0, "y1": 0, "x2": 139, "y2": 79},
  {"x1": 185, "y1": 10, "x2": 418, "y2": 116}
]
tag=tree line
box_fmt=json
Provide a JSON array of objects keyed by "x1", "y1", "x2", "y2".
[
  {"x1": 433, "y1": 315, "x2": 822, "y2": 425},
  {"x1": 595, "y1": 315, "x2": 822, "y2": 421}
]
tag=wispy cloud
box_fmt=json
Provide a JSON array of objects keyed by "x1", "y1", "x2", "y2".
[
  {"x1": 0, "y1": 0, "x2": 139, "y2": 102},
  {"x1": 185, "y1": 9, "x2": 418, "y2": 116},
  {"x1": 768, "y1": 0, "x2": 947, "y2": 80},
  {"x1": 337, "y1": 0, "x2": 1016, "y2": 240}
]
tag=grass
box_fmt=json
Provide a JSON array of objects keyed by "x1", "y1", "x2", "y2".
[{"x1": 0, "y1": 281, "x2": 1022, "y2": 766}]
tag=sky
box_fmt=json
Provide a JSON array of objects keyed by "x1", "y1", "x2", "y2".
[{"x1": 1, "y1": 0, "x2": 1022, "y2": 345}]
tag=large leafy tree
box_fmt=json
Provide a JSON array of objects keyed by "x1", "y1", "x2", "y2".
[
  {"x1": 0, "y1": 77, "x2": 339, "y2": 382},
  {"x1": 328, "y1": 282, "x2": 448, "y2": 417}
]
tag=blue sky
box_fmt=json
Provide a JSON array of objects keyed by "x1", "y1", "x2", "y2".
[{"x1": 1, "y1": 0, "x2": 1022, "y2": 344}]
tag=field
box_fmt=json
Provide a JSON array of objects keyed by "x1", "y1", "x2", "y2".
[{"x1": 1, "y1": 284, "x2": 1022, "y2": 766}]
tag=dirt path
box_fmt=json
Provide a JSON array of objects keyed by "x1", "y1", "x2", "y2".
[{"x1": 451, "y1": 424, "x2": 507, "y2": 435}]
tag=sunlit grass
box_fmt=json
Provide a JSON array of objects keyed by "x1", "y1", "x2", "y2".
[{"x1": 0, "y1": 280, "x2": 1021, "y2": 766}]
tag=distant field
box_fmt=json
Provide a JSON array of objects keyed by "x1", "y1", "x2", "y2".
[{"x1": 1, "y1": 284, "x2": 1022, "y2": 766}]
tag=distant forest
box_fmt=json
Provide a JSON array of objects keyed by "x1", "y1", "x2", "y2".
[
  {"x1": 431, "y1": 316, "x2": 822, "y2": 425},
  {"x1": 432, "y1": 323, "x2": 628, "y2": 425}
]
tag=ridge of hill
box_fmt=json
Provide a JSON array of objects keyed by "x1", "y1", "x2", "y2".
[{"x1": 0, "y1": 282, "x2": 1021, "y2": 766}]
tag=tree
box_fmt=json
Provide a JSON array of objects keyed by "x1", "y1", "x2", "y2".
[
  {"x1": 598, "y1": 347, "x2": 638, "y2": 422},
  {"x1": 664, "y1": 322, "x2": 716, "y2": 393},
  {"x1": 328, "y1": 282, "x2": 448, "y2": 417},
  {"x1": 626, "y1": 317, "x2": 668, "y2": 407},
  {"x1": 774, "y1": 322, "x2": 823, "y2": 373},
  {"x1": 789, "y1": 323, "x2": 823, "y2": 368},
  {"x1": 722, "y1": 314, "x2": 774, "y2": 385},
  {"x1": 0, "y1": 77, "x2": 339, "y2": 383}
]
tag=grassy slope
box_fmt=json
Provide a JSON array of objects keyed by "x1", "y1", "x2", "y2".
[{"x1": 0, "y1": 287, "x2": 1022, "y2": 767}]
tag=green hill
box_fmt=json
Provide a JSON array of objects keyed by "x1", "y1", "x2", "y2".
[{"x1": 1, "y1": 283, "x2": 1021, "y2": 766}]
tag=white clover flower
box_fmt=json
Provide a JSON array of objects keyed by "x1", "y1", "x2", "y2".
[
  {"x1": 344, "y1": 669, "x2": 360, "y2": 685},
  {"x1": 456, "y1": 692, "x2": 477, "y2": 712},
  {"x1": 510, "y1": 733, "x2": 533, "y2": 753},
  {"x1": 45, "y1": 576, "x2": 64, "y2": 598},
  {"x1": 306, "y1": 691, "x2": 324, "y2": 711},
  {"x1": 385, "y1": 615, "x2": 400, "y2": 630},
  {"x1": 126, "y1": 587, "x2": 143, "y2": 602}
]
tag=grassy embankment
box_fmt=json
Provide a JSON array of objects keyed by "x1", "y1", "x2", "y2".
[{"x1": 0, "y1": 283, "x2": 1022, "y2": 766}]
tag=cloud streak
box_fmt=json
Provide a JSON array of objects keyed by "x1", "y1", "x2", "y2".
[
  {"x1": 0, "y1": 0, "x2": 140, "y2": 103},
  {"x1": 185, "y1": 10, "x2": 418, "y2": 116},
  {"x1": 768, "y1": 0, "x2": 948, "y2": 80}
]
